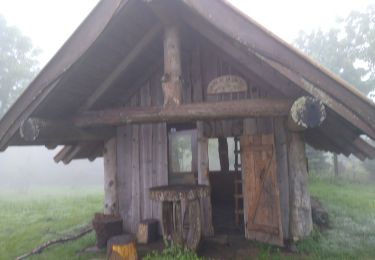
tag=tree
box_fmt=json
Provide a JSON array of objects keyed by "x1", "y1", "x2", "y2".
[
  {"x1": 295, "y1": 5, "x2": 375, "y2": 178},
  {"x1": 295, "y1": 5, "x2": 375, "y2": 96},
  {"x1": 0, "y1": 15, "x2": 39, "y2": 117}
]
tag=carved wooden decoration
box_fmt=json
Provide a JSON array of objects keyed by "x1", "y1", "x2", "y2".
[{"x1": 207, "y1": 75, "x2": 247, "y2": 94}]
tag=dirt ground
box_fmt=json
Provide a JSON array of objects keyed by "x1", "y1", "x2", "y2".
[{"x1": 136, "y1": 235, "x2": 301, "y2": 260}]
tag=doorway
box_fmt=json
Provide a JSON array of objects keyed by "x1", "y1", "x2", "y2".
[{"x1": 208, "y1": 137, "x2": 244, "y2": 235}]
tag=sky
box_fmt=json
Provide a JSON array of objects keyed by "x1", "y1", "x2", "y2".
[{"x1": 0, "y1": 0, "x2": 374, "y2": 66}]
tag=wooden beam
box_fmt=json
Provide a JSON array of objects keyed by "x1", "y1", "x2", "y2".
[
  {"x1": 19, "y1": 118, "x2": 114, "y2": 143},
  {"x1": 287, "y1": 96, "x2": 326, "y2": 132},
  {"x1": 180, "y1": 7, "x2": 301, "y2": 98},
  {"x1": 0, "y1": 0, "x2": 129, "y2": 151},
  {"x1": 259, "y1": 55, "x2": 375, "y2": 139},
  {"x1": 73, "y1": 99, "x2": 293, "y2": 127},
  {"x1": 353, "y1": 137, "x2": 375, "y2": 160},
  {"x1": 287, "y1": 131, "x2": 313, "y2": 241},
  {"x1": 104, "y1": 138, "x2": 119, "y2": 215},
  {"x1": 161, "y1": 24, "x2": 183, "y2": 106},
  {"x1": 179, "y1": 0, "x2": 375, "y2": 128},
  {"x1": 80, "y1": 23, "x2": 163, "y2": 111}
]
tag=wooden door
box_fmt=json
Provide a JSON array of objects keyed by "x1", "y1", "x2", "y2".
[{"x1": 240, "y1": 134, "x2": 283, "y2": 246}]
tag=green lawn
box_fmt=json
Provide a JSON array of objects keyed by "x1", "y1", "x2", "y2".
[
  {"x1": 0, "y1": 178, "x2": 374, "y2": 259},
  {"x1": 0, "y1": 187, "x2": 105, "y2": 260},
  {"x1": 296, "y1": 177, "x2": 375, "y2": 260}
]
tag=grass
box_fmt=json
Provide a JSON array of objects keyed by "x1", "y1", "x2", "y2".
[
  {"x1": 0, "y1": 187, "x2": 105, "y2": 260},
  {"x1": 0, "y1": 177, "x2": 374, "y2": 259},
  {"x1": 297, "y1": 176, "x2": 375, "y2": 260}
]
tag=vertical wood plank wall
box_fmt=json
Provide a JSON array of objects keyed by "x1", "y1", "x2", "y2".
[{"x1": 115, "y1": 40, "x2": 292, "y2": 237}]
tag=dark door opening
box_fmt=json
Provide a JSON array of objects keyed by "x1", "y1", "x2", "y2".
[{"x1": 208, "y1": 137, "x2": 244, "y2": 235}]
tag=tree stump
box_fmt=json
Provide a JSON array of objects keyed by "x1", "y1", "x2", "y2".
[
  {"x1": 136, "y1": 219, "x2": 159, "y2": 244},
  {"x1": 92, "y1": 213, "x2": 123, "y2": 248},
  {"x1": 107, "y1": 234, "x2": 138, "y2": 260},
  {"x1": 149, "y1": 185, "x2": 209, "y2": 251}
]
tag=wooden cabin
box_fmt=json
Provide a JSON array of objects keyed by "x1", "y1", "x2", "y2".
[{"x1": 1, "y1": 0, "x2": 374, "y2": 247}]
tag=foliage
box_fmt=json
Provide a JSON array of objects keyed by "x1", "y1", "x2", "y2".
[
  {"x1": 0, "y1": 15, "x2": 39, "y2": 118},
  {"x1": 295, "y1": 5, "x2": 375, "y2": 96},
  {"x1": 306, "y1": 145, "x2": 332, "y2": 175},
  {"x1": 144, "y1": 244, "x2": 202, "y2": 260}
]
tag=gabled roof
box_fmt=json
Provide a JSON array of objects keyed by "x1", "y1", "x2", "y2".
[{"x1": 0, "y1": 0, "x2": 374, "y2": 162}]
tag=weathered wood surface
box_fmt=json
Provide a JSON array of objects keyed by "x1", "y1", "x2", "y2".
[
  {"x1": 288, "y1": 96, "x2": 326, "y2": 131},
  {"x1": 104, "y1": 138, "x2": 119, "y2": 215},
  {"x1": 0, "y1": 0, "x2": 126, "y2": 151},
  {"x1": 150, "y1": 185, "x2": 205, "y2": 251},
  {"x1": 197, "y1": 122, "x2": 214, "y2": 237},
  {"x1": 274, "y1": 117, "x2": 290, "y2": 239},
  {"x1": 107, "y1": 234, "x2": 138, "y2": 260},
  {"x1": 149, "y1": 185, "x2": 210, "y2": 202},
  {"x1": 73, "y1": 99, "x2": 293, "y2": 127},
  {"x1": 240, "y1": 134, "x2": 284, "y2": 246},
  {"x1": 287, "y1": 132, "x2": 313, "y2": 241},
  {"x1": 80, "y1": 23, "x2": 163, "y2": 111},
  {"x1": 162, "y1": 25, "x2": 183, "y2": 106},
  {"x1": 92, "y1": 213, "x2": 123, "y2": 248},
  {"x1": 179, "y1": 0, "x2": 375, "y2": 130},
  {"x1": 207, "y1": 75, "x2": 247, "y2": 94},
  {"x1": 136, "y1": 219, "x2": 159, "y2": 244},
  {"x1": 19, "y1": 117, "x2": 114, "y2": 143},
  {"x1": 261, "y1": 56, "x2": 375, "y2": 139}
]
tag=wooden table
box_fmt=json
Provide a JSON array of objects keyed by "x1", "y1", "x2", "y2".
[{"x1": 149, "y1": 184, "x2": 210, "y2": 251}]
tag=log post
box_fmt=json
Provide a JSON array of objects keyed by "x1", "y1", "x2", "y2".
[
  {"x1": 162, "y1": 24, "x2": 182, "y2": 106},
  {"x1": 107, "y1": 234, "x2": 138, "y2": 260},
  {"x1": 104, "y1": 137, "x2": 119, "y2": 215},
  {"x1": 288, "y1": 96, "x2": 326, "y2": 132},
  {"x1": 20, "y1": 117, "x2": 114, "y2": 143},
  {"x1": 288, "y1": 132, "x2": 313, "y2": 241},
  {"x1": 197, "y1": 122, "x2": 214, "y2": 237}
]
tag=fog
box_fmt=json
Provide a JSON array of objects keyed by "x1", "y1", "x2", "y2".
[{"x1": 0, "y1": 146, "x2": 103, "y2": 189}]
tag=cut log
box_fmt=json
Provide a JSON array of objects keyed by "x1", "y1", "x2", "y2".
[
  {"x1": 20, "y1": 117, "x2": 114, "y2": 142},
  {"x1": 107, "y1": 234, "x2": 138, "y2": 260},
  {"x1": 136, "y1": 219, "x2": 159, "y2": 244},
  {"x1": 287, "y1": 132, "x2": 313, "y2": 241},
  {"x1": 288, "y1": 96, "x2": 326, "y2": 131},
  {"x1": 162, "y1": 24, "x2": 183, "y2": 106},
  {"x1": 74, "y1": 99, "x2": 293, "y2": 127},
  {"x1": 92, "y1": 213, "x2": 123, "y2": 248}
]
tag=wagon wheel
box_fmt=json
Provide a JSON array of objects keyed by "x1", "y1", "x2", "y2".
[{"x1": 182, "y1": 199, "x2": 201, "y2": 251}]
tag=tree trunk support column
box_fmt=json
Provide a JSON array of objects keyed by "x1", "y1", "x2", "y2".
[
  {"x1": 288, "y1": 132, "x2": 313, "y2": 241},
  {"x1": 162, "y1": 24, "x2": 182, "y2": 106},
  {"x1": 104, "y1": 137, "x2": 119, "y2": 215}
]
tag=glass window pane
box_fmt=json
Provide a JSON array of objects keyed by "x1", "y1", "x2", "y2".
[
  {"x1": 208, "y1": 139, "x2": 221, "y2": 171},
  {"x1": 169, "y1": 131, "x2": 192, "y2": 173}
]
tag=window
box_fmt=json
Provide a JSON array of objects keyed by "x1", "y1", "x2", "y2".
[
  {"x1": 167, "y1": 124, "x2": 197, "y2": 185},
  {"x1": 168, "y1": 129, "x2": 194, "y2": 173}
]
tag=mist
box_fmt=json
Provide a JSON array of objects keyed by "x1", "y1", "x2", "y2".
[{"x1": 0, "y1": 146, "x2": 103, "y2": 190}]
